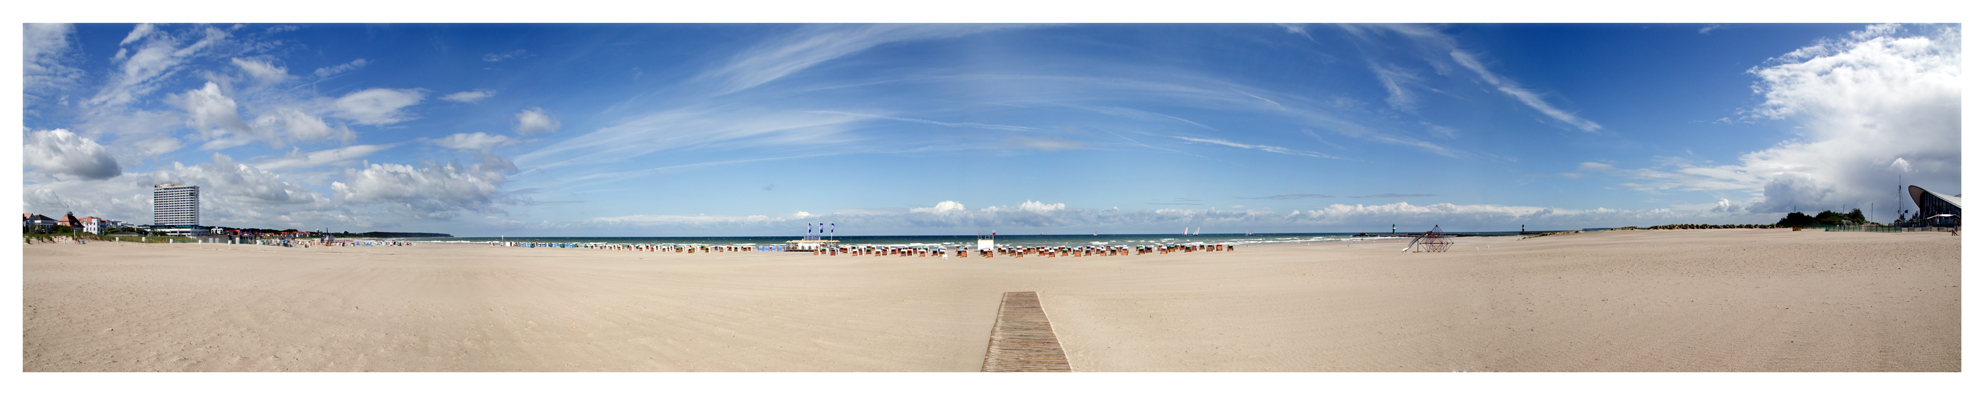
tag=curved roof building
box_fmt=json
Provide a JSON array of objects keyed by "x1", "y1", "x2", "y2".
[{"x1": 1907, "y1": 185, "x2": 1961, "y2": 225}]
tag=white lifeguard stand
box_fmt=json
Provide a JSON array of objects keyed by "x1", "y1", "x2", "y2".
[
  {"x1": 786, "y1": 224, "x2": 839, "y2": 252},
  {"x1": 978, "y1": 232, "x2": 996, "y2": 252},
  {"x1": 784, "y1": 239, "x2": 838, "y2": 252}
]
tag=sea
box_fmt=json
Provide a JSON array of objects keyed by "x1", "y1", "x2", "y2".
[{"x1": 402, "y1": 232, "x2": 1529, "y2": 248}]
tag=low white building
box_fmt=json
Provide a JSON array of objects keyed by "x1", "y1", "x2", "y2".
[{"x1": 81, "y1": 217, "x2": 109, "y2": 235}]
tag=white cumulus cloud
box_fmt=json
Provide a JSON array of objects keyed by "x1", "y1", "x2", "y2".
[
  {"x1": 168, "y1": 81, "x2": 252, "y2": 140},
  {"x1": 429, "y1": 132, "x2": 516, "y2": 152},
  {"x1": 231, "y1": 58, "x2": 289, "y2": 84},
  {"x1": 910, "y1": 200, "x2": 969, "y2": 214},
  {"x1": 168, "y1": 82, "x2": 357, "y2": 148},
  {"x1": 1596, "y1": 24, "x2": 1961, "y2": 217},
  {"x1": 332, "y1": 88, "x2": 425, "y2": 125},
  {"x1": 512, "y1": 107, "x2": 560, "y2": 135},
  {"x1": 24, "y1": 153, "x2": 348, "y2": 229},
  {"x1": 249, "y1": 108, "x2": 356, "y2": 145},
  {"x1": 333, "y1": 157, "x2": 516, "y2": 219},
  {"x1": 24, "y1": 129, "x2": 123, "y2": 181}
]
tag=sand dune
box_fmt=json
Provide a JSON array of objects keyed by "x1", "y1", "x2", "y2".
[{"x1": 22, "y1": 229, "x2": 1959, "y2": 371}]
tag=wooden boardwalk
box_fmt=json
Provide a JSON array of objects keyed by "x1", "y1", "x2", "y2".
[{"x1": 981, "y1": 291, "x2": 1072, "y2": 372}]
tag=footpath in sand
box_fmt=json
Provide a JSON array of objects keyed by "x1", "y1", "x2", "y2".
[{"x1": 22, "y1": 229, "x2": 1960, "y2": 371}]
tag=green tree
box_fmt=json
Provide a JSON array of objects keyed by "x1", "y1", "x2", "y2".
[{"x1": 1776, "y1": 212, "x2": 1815, "y2": 227}]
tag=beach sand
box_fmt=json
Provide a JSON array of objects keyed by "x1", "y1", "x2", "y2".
[{"x1": 22, "y1": 229, "x2": 1959, "y2": 371}]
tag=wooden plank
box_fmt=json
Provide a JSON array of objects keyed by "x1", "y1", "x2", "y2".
[{"x1": 981, "y1": 291, "x2": 1072, "y2": 372}]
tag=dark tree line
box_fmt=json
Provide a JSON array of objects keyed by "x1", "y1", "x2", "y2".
[{"x1": 1775, "y1": 209, "x2": 1870, "y2": 227}]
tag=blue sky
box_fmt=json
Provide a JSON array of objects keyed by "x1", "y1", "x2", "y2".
[{"x1": 21, "y1": 23, "x2": 1962, "y2": 235}]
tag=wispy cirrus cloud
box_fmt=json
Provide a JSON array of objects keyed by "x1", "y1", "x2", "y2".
[
  {"x1": 482, "y1": 49, "x2": 530, "y2": 62},
  {"x1": 1448, "y1": 50, "x2": 1602, "y2": 132},
  {"x1": 231, "y1": 57, "x2": 289, "y2": 84},
  {"x1": 1075, "y1": 105, "x2": 1219, "y2": 131},
  {"x1": 1231, "y1": 88, "x2": 1287, "y2": 110},
  {"x1": 1172, "y1": 136, "x2": 1336, "y2": 159},
  {"x1": 1278, "y1": 23, "x2": 1319, "y2": 44},
  {"x1": 1006, "y1": 136, "x2": 1092, "y2": 151},
  {"x1": 250, "y1": 143, "x2": 401, "y2": 172},
  {"x1": 25, "y1": 23, "x2": 85, "y2": 111},
  {"x1": 1147, "y1": 197, "x2": 1204, "y2": 206},
  {"x1": 313, "y1": 58, "x2": 369, "y2": 78},
  {"x1": 1369, "y1": 61, "x2": 1425, "y2": 112},
  {"x1": 1578, "y1": 158, "x2": 1765, "y2": 194},
  {"x1": 1243, "y1": 194, "x2": 1335, "y2": 200},
  {"x1": 442, "y1": 90, "x2": 495, "y2": 103},
  {"x1": 809, "y1": 111, "x2": 1046, "y2": 132},
  {"x1": 514, "y1": 106, "x2": 870, "y2": 172},
  {"x1": 90, "y1": 24, "x2": 228, "y2": 108},
  {"x1": 1341, "y1": 23, "x2": 1602, "y2": 132},
  {"x1": 700, "y1": 24, "x2": 1024, "y2": 95},
  {"x1": 521, "y1": 152, "x2": 848, "y2": 195},
  {"x1": 1350, "y1": 193, "x2": 1436, "y2": 198}
]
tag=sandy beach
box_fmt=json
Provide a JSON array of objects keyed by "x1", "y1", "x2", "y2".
[{"x1": 22, "y1": 229, "x2": 1959, "y2": 371}]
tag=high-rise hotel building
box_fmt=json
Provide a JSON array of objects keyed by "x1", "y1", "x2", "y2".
[{"x1": 153, "y1": 183, "x2": 200, "y2": 235}]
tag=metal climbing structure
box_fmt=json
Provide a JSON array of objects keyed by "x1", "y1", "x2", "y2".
[{"x1": 1403, "y1": 225, "x2": 1454, "y2": 253}]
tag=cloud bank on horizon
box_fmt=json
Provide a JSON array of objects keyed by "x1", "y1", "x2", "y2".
[{"x1": 21, "y1": 23, "x2": 1960, "y2": 235}]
